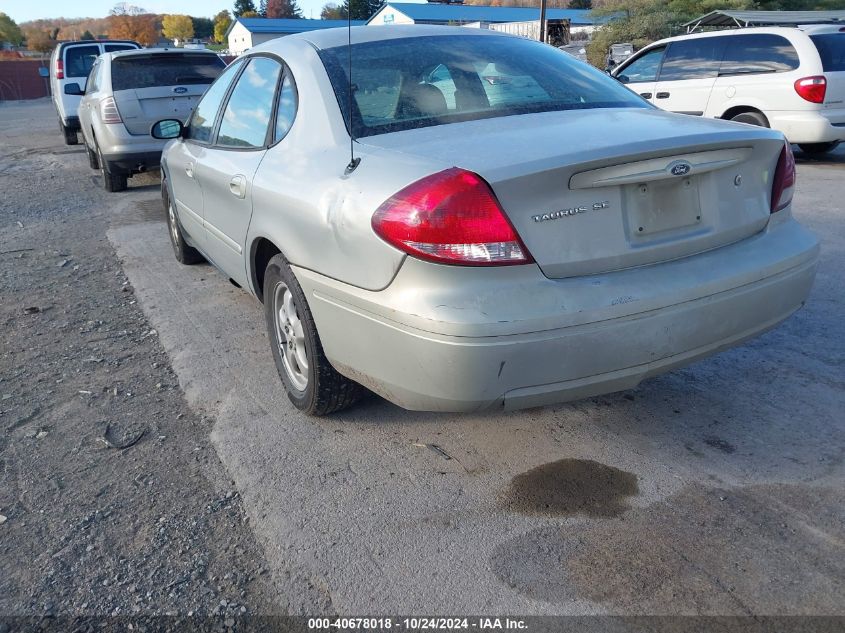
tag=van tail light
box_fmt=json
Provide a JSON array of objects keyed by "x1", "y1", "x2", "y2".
[
  {"x1": 55, "y1": 59, "x2": 64, "y2": 80},
  {"x1": 100, "y1": 97, "x2": 122, "y2": 124},
  {"x1": 794, "y1": 76, "x2": 826, "y2": 104},
  {"x1": 372, "y1": 168, "x2": 533, "y2": 266},
  {"x1": 771, "y1": 142, "x2": 795, "y2": 214}
]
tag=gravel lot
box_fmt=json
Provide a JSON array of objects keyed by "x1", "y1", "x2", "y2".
[{"x1": 2, "y1": 99, "x2": 844, "y2": 621}]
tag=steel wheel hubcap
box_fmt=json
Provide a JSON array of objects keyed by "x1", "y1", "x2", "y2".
[
  {"x1": 273, "y1": 281, "x2": 308, "y2": 392},
  {"x1": 168, "y1": 202, "x2": 179, "y2": 244}
]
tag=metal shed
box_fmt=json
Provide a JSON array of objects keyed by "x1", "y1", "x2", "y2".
[{"x1": 684, "y1": 10, "x2": 845, "y2": 32}]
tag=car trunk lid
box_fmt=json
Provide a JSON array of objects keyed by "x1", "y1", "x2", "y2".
[{"x1": 361, "y1": 108, "x2": 786, "y2": 278}]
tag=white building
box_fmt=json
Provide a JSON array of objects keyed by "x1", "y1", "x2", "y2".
[{"x1": 226, "y1": 17, "x2": 366, "y2": 56}]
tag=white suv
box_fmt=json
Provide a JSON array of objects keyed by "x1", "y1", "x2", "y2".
[
  {"x1": 49, "y1": 40, "x2": 140, "y2": 145},
  {"x1": 612, "y1": 26, "x2": 845, "y2": 155}
]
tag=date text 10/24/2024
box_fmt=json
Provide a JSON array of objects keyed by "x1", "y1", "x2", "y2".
[{"x1": 308, "y1": 618, "x2": 529, "y2": 630}]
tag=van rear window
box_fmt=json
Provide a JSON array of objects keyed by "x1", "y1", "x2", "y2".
[
  {"x1": 111, "y1": 54, "x2": 226, "y2": 91},
  {"x1": 811, "y1": 34, "x2": 845, "y2": 72}
]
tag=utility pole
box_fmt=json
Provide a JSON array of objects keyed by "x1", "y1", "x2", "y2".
[{"x1": 539, "y1": 0, "x2": 547, "y2": 43}]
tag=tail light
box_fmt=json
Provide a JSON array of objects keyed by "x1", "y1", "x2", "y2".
[
  {"x1": 100, "y1": 97, "x2": 122, "y2": 124},
  {"x1": 372, "y1": 168, "x2": 533, "y2": 266},
  {"x1": 55, "y1": 59, "x2": 64, "y2": 80},
  {"x1": 771, "y1": 142, "x2": 795, "y2": 214},
  {"x1": 794, "y1": 76, "x2": 826, "y2": 104}
]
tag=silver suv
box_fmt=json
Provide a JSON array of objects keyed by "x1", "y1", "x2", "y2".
[{"x1": 67, "y1": 48, "x2": 226, "y2": 191}]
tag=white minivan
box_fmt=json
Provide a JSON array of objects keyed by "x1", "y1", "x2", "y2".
[
  {"x1": 612, "y1": 26, "x2": 845, "y2": 155},
  {"x1": 50, "y1": 40, "x2": 140, "y2": 145}
]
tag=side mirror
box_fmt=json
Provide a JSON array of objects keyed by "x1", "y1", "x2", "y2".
[
  {"x1": 151, "y1": 119, "x2": 184, "y2": 140},
  {"x1": 64, "y1": 83, "x2": 84, "y2": 96},
  {"x1": 38, "y1": 67, "x2": 49, "y2": 78}
]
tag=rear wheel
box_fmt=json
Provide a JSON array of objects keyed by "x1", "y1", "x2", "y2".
[
  {"x1": 97, "y1": 145, "x2": 127, "y2": 192},
  {"x1": 164, "y1": 186, "x2": 204, "y2": 265},
  {"x1": 798, "y1": 141, "x2": 839, "y2": 155},
  {"x1": 730, "y1": 111, "x2": 769, "y2": 128},
  {"x1": 61, "y1": 122, "x2": 78, "y2": 145},
  {"x1": 263, "y1": 254, "x2": 362, "y2": 416}
]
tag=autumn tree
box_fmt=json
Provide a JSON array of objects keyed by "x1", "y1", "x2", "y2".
[
  {"x1": 265, "y1": 0, "x2": 303, "y2": 18},
  {"x1": 80, "y1": 29, "x2": 96, "y2": 40},
  {"x1": 0, "y1": 12, "x2": 24, "y2": 46},
  {"x1": 213, "y1": 10, "x2": 233, "y2": 42},
  {"x1": 241, "y1": 10, "x2": 260, "y2": 17},
  {"x1": 108, "y1": 14, "x2": 159, "y2": 46},
  {"x1": 320, "y1": 3, "x2": 345, "y2": 19},
  {"x1": 162, "y1": 14, "x2": 194, "y2": 42},
  {"x1": 234, "y1": 0, "x2": 257, "y2": 17}
]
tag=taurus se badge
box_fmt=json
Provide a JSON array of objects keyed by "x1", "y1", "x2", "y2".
[{"x1": 532, "y1": 201, "x2": 610, "y2": 223}]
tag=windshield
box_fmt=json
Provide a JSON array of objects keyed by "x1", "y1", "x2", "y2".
[
  {"x1": 111, "y1": 54, "x2": 226, "y2": 91},
  {"x1": 811, "y1": 33, "x2": 845, "y2": 72},
  {"x1": 319, "y1": 34, "x2": 649, "y2": 138}
]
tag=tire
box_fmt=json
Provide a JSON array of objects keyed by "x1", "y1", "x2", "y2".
[
  {"x1": 86, "y1": 144, "x2": 99, "y2": 170},
  {"x1": 62, "y1": 122, "x2": 78, "y2": 145},
  {"x1": 97, "y1": 145, "x2": 127, "y2": 192},
  {"x1": 163, "y1": 185, "x2": 204, "y2": 265},
  {"x1": 263, "y1": 253, "x2": 362, "y2": 416},
  {"x1": 798, "y1": 141, "x2": 839, "y2": 155},
  {"x1": 730, "y1": 111, "x2": 769, "y2": 128}
]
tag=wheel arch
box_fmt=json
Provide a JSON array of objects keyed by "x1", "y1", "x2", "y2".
[
  {"x1": 250, "y1": 236, "x2": 283, "y2": 304},
  {"x1": 720, "y1": 105, "x2": 769, "y2": 126}
]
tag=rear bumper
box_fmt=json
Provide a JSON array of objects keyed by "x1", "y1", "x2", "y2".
[
  {"x1": 767, "y1": 109, "x2": 845, "y2": 144},
  {"x1": 295, "y1": 215, "x2": 819, "y2": 413},
  {"x1": 103, "y1": 150, "x2": 163, "y2": 173},
  {"x1": 94, "y1": 122, "x2": 166, "y2": 173}
]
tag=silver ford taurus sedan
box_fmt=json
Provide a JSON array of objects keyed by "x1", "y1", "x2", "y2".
[{"x1": 153, "y1": 25, "x2": 819, "y2": 415}]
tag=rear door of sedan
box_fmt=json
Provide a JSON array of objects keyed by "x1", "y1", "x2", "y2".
[{"x1": 196, "y1": 55, "x2": 284, "y2": 287}]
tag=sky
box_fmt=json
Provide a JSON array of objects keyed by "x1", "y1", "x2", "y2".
[{"x1": 0, "y1": 0, "x2": 332, "y2": 23}]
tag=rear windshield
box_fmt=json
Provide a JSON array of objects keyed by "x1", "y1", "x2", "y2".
[
  {"x1": 111, "y1": 54, "x2": 226, "y2": 91},
  {"x1": 811, "y1": 33, "x2": 845, "y2": 72},
  {"x1": 318, "y1": 35, "x2": 648, "y2": 138},
  {"x1": 64, "y1": 44, "x2": 100, "y2": 78}
]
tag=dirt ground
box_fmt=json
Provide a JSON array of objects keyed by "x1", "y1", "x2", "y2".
[
  {"x1": 0, "y1": 100, "x2": 281, "y2": 625},
  {"x1": 2, "y1": 98, "x2": 844, "y2": 629}
]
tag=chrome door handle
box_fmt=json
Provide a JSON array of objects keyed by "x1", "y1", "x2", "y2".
[
  {"x1": 185, "y1": 162, "x2": 194, "y2": 178},
  {"x1": 229, "y1": 175, "x2": 246, "y2": 199}
]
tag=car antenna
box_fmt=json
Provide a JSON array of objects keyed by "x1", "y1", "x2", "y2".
[{"x1": 344, "y1": 9, "x2": 360, "y2": 175}]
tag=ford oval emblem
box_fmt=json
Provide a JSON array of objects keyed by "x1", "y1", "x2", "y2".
[
  {"x1": 173, "y1": 87, "x2": 188, "y2": 94},
  {"x1": 670, "y1": 162, "x2": 692, "y2": 176}
]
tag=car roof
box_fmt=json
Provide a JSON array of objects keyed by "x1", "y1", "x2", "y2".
[
  {"x1": 106, "y1": 47, "x2": 220, "y2": 60},
  {"x1": 648, "y1": 26, "x2": 814, "y2": 47},
  {"x1": 56, "y1": 39, "x2": 139, "y2": 51},
  {"x1": 250, "y1": 24, "x2": 503, "y2": 53}
]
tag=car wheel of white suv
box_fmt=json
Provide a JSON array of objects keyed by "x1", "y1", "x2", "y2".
[
  {"x1": 263, "y1": 253, "x2": 362, "y2": 416},
  {"x1": 730, "y1": 111, "x2": 769, "y2": 128}
]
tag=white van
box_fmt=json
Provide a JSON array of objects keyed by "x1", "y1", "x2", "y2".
[
  {"x1": 612, "y1": 26, "x2": 845, "y2": 154},
  {"x1": 50, "y1": 40, "x2": 140, "y2": 145}
]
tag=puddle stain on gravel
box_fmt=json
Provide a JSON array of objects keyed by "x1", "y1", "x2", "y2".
[
  {"x1": 500, "y1": 458, "x2": 638, "y2": 517},
  {"x1": 491, "y1": 484, "x2": 845, "y2": 613}
]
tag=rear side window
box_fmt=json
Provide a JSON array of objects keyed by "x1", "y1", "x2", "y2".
[
  {"x1": 217, "y1": 57, "x2": 282, "y2": 149},
  {"x1": 811, "y1": 33, "x2": 845, "y2": 72},
  {"x1": 319, "y1": 35, "x2": 647, "y2": 138},
  {"x1": 64, "y1": 45, "x2": 100, "y2": 78},
  {"x1": 111, "y1": 54, "x2": 226, "y2": 91},
  {"x1": 659, "y1": 38, "x2": 725, "y2": 81},
  {"x1": 719, "y1": 34, "x2": 799, "y2": 75}
]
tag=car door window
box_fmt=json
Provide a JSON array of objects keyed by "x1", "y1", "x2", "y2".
[
  {"x1": 273, "y1": 72, "x2": 297, "y2": 144},
  {"x1": 617, "y1": 46, "x2": 665, "y2": 83},
  {"x1": 719, "y1": 34, "x2": 800, "y2": 76},
  {"x1": 659, "y1": 38, "x2": 725, "y2": 81},
  {"x1": 186, "y1": 58, "x2": 245, "y2": 144},
  {"x1": 216, "y1": 57, "x2": 282, "y2": 149},
  {"x1": 65, "y1": 45, "x2": 100, "y2": 78}
]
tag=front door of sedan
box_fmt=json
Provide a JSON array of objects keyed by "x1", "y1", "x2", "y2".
[
  {"x1": 168, "y1": 58, "x2": 246, "y2": 253},
  {"x1": 613, "y1": 45, "x2": 665, "y2": 104},
  {"x1": 197, "y1": 56, "x2": 283, "y2": 288}
]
